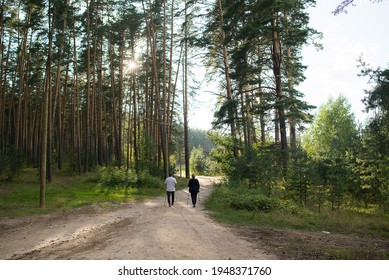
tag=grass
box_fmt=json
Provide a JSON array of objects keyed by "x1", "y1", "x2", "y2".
[
  {"x1": 0, "y1": 168, "x2": 187, "y2": 218},
  {"x1": 205, "y1": 184, "x2": 389, "y2": 259},
  {"x1": 205, "y1": 184, "x2": 389, "y2": 239}
]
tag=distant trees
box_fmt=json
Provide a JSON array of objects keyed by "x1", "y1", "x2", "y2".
[{"x1": 188, "y1": 129, "x2": 215, "y2": 154}]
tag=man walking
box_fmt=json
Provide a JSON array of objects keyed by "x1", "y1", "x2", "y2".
[
  {"x1": 165, "y1": 173, "x2": 177, "y2": 207},
  {"x1": 188, "y1": 174, "x2": 200, "y2": 207}
]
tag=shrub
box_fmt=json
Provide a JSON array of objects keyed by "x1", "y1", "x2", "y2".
[
  {"x1": 214, "y1": 181, "x2": 281, "y2": 212},
  {"x1": 228, "y1": 192, "x2": 280, "y2": 212},
  {"x1": 137, "y1": 172, "x2": 164, "y2": 189},
  {"x1": 0, "y1": 147, "x2": 25, "y2": 181},
  {"x1": 98, "y1": 167, "x2": 137, "y2": 189},
  {"x1": 96, "y1": 167, "x2": 165, "y2": 190}
]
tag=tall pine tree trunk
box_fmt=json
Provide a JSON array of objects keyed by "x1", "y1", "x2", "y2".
[
  {"x1": 0, "y1": 0, "x2": 4, "y2": 153},
  {"x1": 54, "y1": 0, "x2": 68, "y2": 170},
  {"x1": 145, "y1": 0, "x2": 169, "y2": 177},
  {"x1": 15, "y1": 5, "x2": 31, "y2": 151},
  {"x1": 271, "y1": 12, "x2": 288, "y2": 166},
  {"x1": 97, "y1": 35, "x2": 104, "y2": 166},
  {"x1": 85, "y1": 0, "x2": 91, "y2": 172},
  {"x1": 162, "y1": 0, "x2": 170, "y2": 175},
  {"x1": 109, "y1": 42, "x2": 119, "y2": 166},
  {"x1": 184, "y1": 0, "x2": 190, "y2": 178},
  {"x1": 72, "y1": 17, "x2": 81, "y2": 173},
  {"x1": 40, "y1": 4, "x2": 54, "y2": 208},
  {"x1": 118, "y1": 41, "x2": 124, "y2": 168},
  {"x1": 217, "y1": 0, "x2": 238, "y2": 158}
]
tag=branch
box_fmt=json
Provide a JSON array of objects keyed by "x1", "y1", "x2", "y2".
[
  {"x1": 332, "y1": 0, "x2": 355, "y2": 15},
  {"x1": 333, "y1": 0, "x2": 383, "y2": 15}
]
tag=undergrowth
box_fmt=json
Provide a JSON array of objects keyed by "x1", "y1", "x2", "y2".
[
  {"x1": 205, "y1": 182, "x2": 389, "y2": 239},
  {"x1": 0, "y1": 168, "x2": 180, "y2": 218}
]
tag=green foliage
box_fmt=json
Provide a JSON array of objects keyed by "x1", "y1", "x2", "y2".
[
  {"x1": 190, "y1": 146, "x2": 207, "y2": 174},
  {"x1": 169, "y1": 155, "x2": 178, "y2": 176},
  {"x1": 358, "y1": 126, "x2": 389, "y2": 209},
  {"x1": 137, "y1": 131, "x2": 177, "y2": 178},
  {"x1": 229, "y1": 144, "x2": 284, "y2": 195},
  {"x1": 206, "y1": 183, "x2": 389, "y2": 239},
  {"x1": 352, "y1": 65, "x2": 389, "y2": 210},
  {"x1": 207, "y1": 131, "x2": 236, "y2": 175},
  {"x1": 137, "y1": 171, "x2": 164, "y2": 189},
  {"x1": 229, "y1": 191, "x2": 280, "y2": 212},
  {"x1": 97, "y1": 167, "x2": 138, "y2": 189},
  {"x1": 285, "y1": 147, "x2": 317, "y2": 205},
  {"x1": 0, "y1": 147, "x2": 26, "y2": 182},
  {"x1": 303, "y1": 95, "x2": 358, "y2": 160},
  {"x1": 362, "y1": 68, "x2": 389, "y2": 113},
  {"x1": 209, "y1": 90, "x2": 388, "y2": 212},
  {"x1": 96, "y1": 166, "x2": 165, "y2": 190},
  {"x1": 212, "y1": 99, "x2": 239, "y2": 128},
  {"x1": 302, "y1": 96, "x2": 358, "y2": 209},
  {"x1": 213, "y1": 180, "x2": 282, "y2": 212}
]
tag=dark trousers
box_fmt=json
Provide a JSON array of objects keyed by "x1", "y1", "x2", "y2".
[
  {"x1": 191, "y1": 192, "x2": 198, "y2": 206},
  {"x1": 167, "y1": 191, "x2": 175, "y2": 206}
]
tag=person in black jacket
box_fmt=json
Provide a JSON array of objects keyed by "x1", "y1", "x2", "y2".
[{"x1": 188, "y1": 174, "x2": 200, "y2": 207}]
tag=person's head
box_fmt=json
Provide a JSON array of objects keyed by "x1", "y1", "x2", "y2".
[
  {"x1": 169, "y1": 173, "x2": 172, "y2": 177},
  {"x1": 191, "y1": 174, "x2": 195, "y2": 179}
]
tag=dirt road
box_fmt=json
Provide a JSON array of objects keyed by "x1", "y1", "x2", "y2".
[{"x1": 0, "y1": 176, "x2": 274, "y2": 260}]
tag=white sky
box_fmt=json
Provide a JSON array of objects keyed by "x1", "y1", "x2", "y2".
[
  {"x1": 189, "y1": 0, "x2": 389, "y2": 130},
  {"x1": 299, "y1": 0, "x2": 389, "y2": 124}
]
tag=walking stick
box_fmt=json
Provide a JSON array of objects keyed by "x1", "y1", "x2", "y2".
[{"x1": 187, "y1": 191, "x2": 189, "y2": 207}]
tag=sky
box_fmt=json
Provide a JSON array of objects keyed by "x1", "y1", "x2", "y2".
[{"x1": 189, "y1": 0, "x2": 389, "y2": 130}]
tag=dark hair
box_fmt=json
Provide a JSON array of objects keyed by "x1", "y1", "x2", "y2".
[{"x1": 169, "y1": 173, "x2": 172, "y2": 177}]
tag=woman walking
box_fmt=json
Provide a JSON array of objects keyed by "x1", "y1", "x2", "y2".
[{"x1": 188, "y1": 174, "x2": 200, "y2": 207}]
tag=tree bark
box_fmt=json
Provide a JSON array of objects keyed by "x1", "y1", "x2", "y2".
[
  {"x1": 85, "y1": 0, "x2": 91, "y2": 172},
  {"x1": 217, "y1": 0, "x2": 238, "y2": 158},
  {"x1": 54, "y1": 0, "x2": 69, "y2": 170},
  {"x1": 72, "y1": 16, "x2": 81, "y2": 173},
  {"x1": 284, "y1": 11, "x2": 296, "y2": 150},
  {"x1": 40, "y1": 4, "x2": 54, "y2": 209},
  {"x1": 271, "y1": 12, "x2": 288, "y2": 164},
  {"x1": 15, "y1": 5, "x2": 31, "y2": 150}
]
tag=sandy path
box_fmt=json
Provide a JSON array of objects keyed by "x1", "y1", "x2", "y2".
[{"x1": 0, "y1": 176, "x2": 274, "y2": 260}]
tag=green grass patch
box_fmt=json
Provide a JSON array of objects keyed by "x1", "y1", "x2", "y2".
[
  {"x1": 205, "y1": 184, "x2": 389, "y2": 239},
  {"x1": 0, "y1": 168, "x2": 185, "y2": 218}
]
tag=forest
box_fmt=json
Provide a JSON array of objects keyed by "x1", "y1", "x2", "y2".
[{"x1": 0, "y1": 0, "x2": 388, "y2": 218}]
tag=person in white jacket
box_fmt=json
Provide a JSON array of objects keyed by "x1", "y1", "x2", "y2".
[{"x1": 165, "y1": 173, "x2": 177, "y2": 207}]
